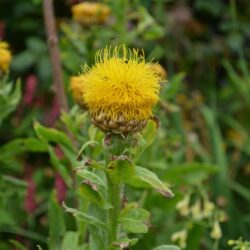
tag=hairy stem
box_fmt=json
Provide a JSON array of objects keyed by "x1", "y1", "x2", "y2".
[{"x1": 107, "y1": 174, "x2": 122, "y2": 249}]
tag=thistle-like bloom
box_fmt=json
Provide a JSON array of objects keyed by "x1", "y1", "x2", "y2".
[
  {"x1": 82, "y1": 45, "x2": 161, "y2": 134},
  {"x1": 0, "y1": 41, "x2": 12, "y2": 73},
  {"x1": 71, "y1": 2, "x2": 111, "y2": 25},
  {"x1": 69, "y1": 75, "x2": 86, "y2": 108}
]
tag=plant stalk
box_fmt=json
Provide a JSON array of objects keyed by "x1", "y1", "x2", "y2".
[
  {"x1": 43, "y1": 0, "x2": 68, "y2": 112},
  {"x1": 107, "y1": 174, "x2": 122, "y2": 249}
]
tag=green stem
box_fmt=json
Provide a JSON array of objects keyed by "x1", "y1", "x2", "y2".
[
  {"x1": 107, "y1": 174, "x2": 122, "y2": 249},
  {"x1": 213, "y1": 240, "x2": 219, "y2": 250},
  {"x1": 78, "y1": 200, "x2": 89, "y2": 244}
]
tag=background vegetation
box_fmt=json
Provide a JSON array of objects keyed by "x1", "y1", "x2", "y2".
[{"x1": 0, "y1": 0, "x2": 250, "y2": 249}]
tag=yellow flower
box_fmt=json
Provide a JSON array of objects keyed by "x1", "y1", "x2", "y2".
[
  {"x1": 190, "y1": 199, "x2": 203, "y2": 220},
  {"x1": 147, "y1": 63, "x2": 167, "y2": 80},
  {"x1": 71, "y1": 2, "x2": 111, "y2": 25},
  {"x1": 82, "y1": 45, "x2": 161, "y2": 134},
  {"x1": 202, "y1": 200, "x2": 215, "y2": 218},
  {"x1": 210, "y1": 221, "x2": 222, "y2": 240},
  {"x1": 69, "y1": 75, "x2": 86, "y2": 108},
  {"x1": 176, "y1": 194, "x2": 190, "y2": 216},
  {"x1": 0, "y1": 41, "x2": 12, "y2": 73},
  {"x1": 171, "y1": 230, "x2": 187, "y2": 248}
]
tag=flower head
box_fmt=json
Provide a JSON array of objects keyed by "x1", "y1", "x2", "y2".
[
  {"x1": 71, "y1": 2, "x2": 111, "y2": 25},
  {"x1": 0, "y1": 41, "x2": 12, "y2": 73},
  {"x1": 81, "y1": 45, "x2": 161, "y2": 134},
  {"x1": 69, "y1": 75, "x2": 86, "y2": 108}
]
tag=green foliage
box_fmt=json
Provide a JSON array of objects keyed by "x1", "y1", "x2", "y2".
[
  {"x1": 120, "y1": 203, "x2": 150, "y2": 234},
  {"x1": 1, "y1": 0, "x2": 250, "y2": 249},
  {"x1": 127, "y1": 166, "x2": 173, "y2": 198},
  {"x1": 152, "y1": 246, "x2": 181, "y2": 250},
  {"x1": 0, "y1": 78, "x2": 21, "y2": 126}
]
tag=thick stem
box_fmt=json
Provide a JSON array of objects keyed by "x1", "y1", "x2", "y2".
[
  {"x1": 43, "y1": 0, "x2": 68, "y2": 112},
  {"x1": 107, "y1": 174, "x2": 122, "y2": 249}
]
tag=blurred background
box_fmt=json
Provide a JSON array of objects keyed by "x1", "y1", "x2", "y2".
[{"x1": 0, "y1": 0, "x2": 250, "y2": 249}]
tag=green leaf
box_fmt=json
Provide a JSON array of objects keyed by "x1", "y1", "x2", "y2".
[
  {"x1": 141, "y1": 119, "x2": 158, "y2": 148},
  {"x1": 131, "y1": 120, "x2": 158, "y2": 158},
  {"x1": 9, "y1": 240, "x2": 28, "y2": 250},
  {"x1": 63, "y1": 202, "x2": 107, "y2": 230},
  {"x1": 230, "y1": 181, "x2": 250, "y2": 202},
  {"x1": 1, "y1": 175, "x2": 28, "y2": 187},
  {"x1": 0, "y1": 138, "x2": 47, "y2": 163},
  {"x1": 88, "y1": 225, "x2": 106, "y2": 250},
  {"x1": 77, "y1": 140, "x2": 100, "y2": 159},
  {"x1": 0, "y1": 79, "x2": 21, "y2": 124},
  {"x1": 163, "y1": 162, "x2": 218, "y2": 185},
  {"x1": 48, "y1": 192, "x2": 65, "y2": 250},
  {"x1": 48, "y1": 146, "x2": 72, "y2": 187},
  {"x1": 62, "y1": 231, "x2": 79, "y2": 250},
  {"x1": 27, "y1": 37, "x2": 47, "y2": 53},
  {"x1": 121, "y1": 218, "x2": 148, "y2": 234},
  {"x1": 127, "y1": 166, "x2": 174, "y2": 198},
  {"x1": 34, "y1": 122, "x2": 73, "y2": 151},
  {"x1": 11, "y1": 51, "x2": 35, "y2": 71},
  {"x1": 186, "y1": 224, "x2": 203, "y2": 250},
  {"x1": 120, "y1": 203, "x2": 150, "y2": 234},
  {"x1": 201, "y1": 106, "x2": 229, "y2": 197},
  {"x1": 78, "y1": 181, "x2": 103, "y2": 205},
  {"x1": 108, "y1": 155, "x2": 135, "y2": 184},
  {"x1": 152, "y1": 245, "x2": 181, "y2": 250},
  {"x1": 76, "y1": 169, "x2": 107, "y2": 190}
]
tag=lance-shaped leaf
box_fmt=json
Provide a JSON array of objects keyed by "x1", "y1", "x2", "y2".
[
  {"x1": 78, "y1": 180, "x2": 111, "y2": 209},
  {"x1": 9, "y1": 240, "x2": 29, "y2": 250},
  {"x1": 120, "y1": 203, "x2": 150, "y2": 234},
  {"x1": 107, "y1": 155, "x2": 135, "y2": 184},
  {"x1": 34, "y1": 122, "x2": 73, "y2": 151},
  {"x1": 127, "y1": 166, "x2": 174, "y2": 198},
  {"x1": 152, "y1": 245, "x2": 181, "y2": 250},
  {"x1": 63, "y1": 202, "x2": 107, "y2": 230},
  {"x1": 62, "y1": 231, "x2": 79, "y2": 250},
  {"x1": 48, "y1": 146, "x2": 72, "y2": 187},
  {"x1": 76, "y1": 169, "x2": 107, "y2": 190},
  {"x1": 48, "y1": 192, "x2": 65, "y2": 250},
  {"x1": 77, "y1": 140, "x2": 100, "y2": 160},
  {"x1": 0, "y1": 138, "x2": 47, "y2": 163}
]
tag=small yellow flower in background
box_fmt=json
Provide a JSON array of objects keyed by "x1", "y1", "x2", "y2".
[
  {"x1": 147, "y1": 63, "x2": 167, "y2": 80},
  {"x1": 190, "y1": 199, "x2": 203, "y2": 220},
  {"x1": 81, "y1": 45, "x2": 161, "y2": 134},
  {"x1": 202, "y1": 200, "x2": 215, "y2": 218},
  {"x1": 69, "y1": 75, "x2": 86, "y2": 108},
  {"x1": 0, "y1": 41, "x2": 12, "y2": 73},
  {"x1": 228, "y1": 238, "x2": 250, "y2": 250},
  {"x1": 71, "y1": 2, "x2": 111, "y2": 25},
  {"x1": 171, "y1": 229, "x2": 187, "y2": 248},
  {"x1": 210, "y1": 220, "x2": 222, "y2": 240},
  {"x1": 176, "y1": 194, "x2": 190, "y2": 216},
  {"x1": 228, "y1": 240, "x2": 236, "y2": 246}
]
